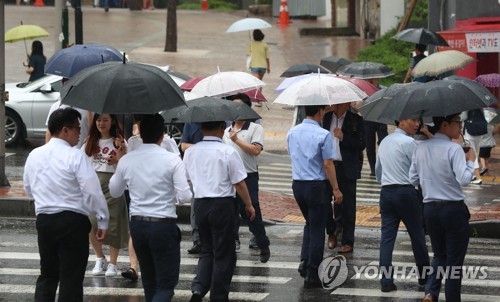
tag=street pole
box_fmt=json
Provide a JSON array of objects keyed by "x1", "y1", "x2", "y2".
[
  {"x1": 75, "y1": 0, "x2": 83, "y2": 44},
  {"x1": 54, "y1": 0, "x2": 63, "y2": 52},
  {"x1": 0, "y1": 0, "x2": 11, "y2": 187}
]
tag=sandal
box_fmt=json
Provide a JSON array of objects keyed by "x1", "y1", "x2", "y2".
[{"x1": 121, "y1": 267, "x2": 138, "y2": 281}]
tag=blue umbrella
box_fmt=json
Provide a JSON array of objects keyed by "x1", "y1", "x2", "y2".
[{"x1": 45, "y1": 44, "x2": 123, "y2": 78}]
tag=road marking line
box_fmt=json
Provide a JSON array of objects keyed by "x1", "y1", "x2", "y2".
[
  {"x1": 330, "y1": 288, "x2": 500, "y2": 301},
  {"x1": 366, "y1": 261, "x2": 500, "y2": 273}
]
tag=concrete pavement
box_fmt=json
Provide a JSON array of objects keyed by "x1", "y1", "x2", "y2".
[{"x1": 2, "y1": 5, "x2": 500, "y2": 238}]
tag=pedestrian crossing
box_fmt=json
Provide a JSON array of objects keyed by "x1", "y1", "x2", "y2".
[
  {"x1": 1, "y1": 227, "x2": 500, "y2": 301},
  {"x1": 258, "y1": 162, "x2": 492, "y2": 205}
]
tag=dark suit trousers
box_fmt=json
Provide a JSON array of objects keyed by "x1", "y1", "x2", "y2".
[
  {"x1": 35, "y1": 211, "x2": 91, "y2": 302},
  {"x1": 364, "y1": 120, "x2": 388, "y2": 172},
  {"x1": 326, "y1": 163, "x2": 357, "y2": 247},
  {"x1": 192, "y1": 197, "x2": 237, "y2": 302},
  {"x1": 292, "y1": 180, "x2": 329, "y2": 280}
]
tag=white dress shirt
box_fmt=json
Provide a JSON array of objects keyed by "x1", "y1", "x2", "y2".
[
  {"x1": 183, "y1": 136, "x2": 247, "y2": 198},
  {"x1": 109, "y1": 144, "x2": 192, "y2": 218},
  {"x1": 127, "y1": 134, "x2": 180, "y2": 156},
  {"x1": 23, "y1": 138, "x2": 109, "y2": 229},
  {"x1": 329, "y1": 111, "x2": 346, "y2": 161},
  {"x1": 409, "y1": 133, "x2": 474, "y2": 202},
  {"x1": 375, "y1": 128, "x2": 417, "y2": 186},
  {"x1": 46, "y1": 100, "x2": 90, "y2": 149}
]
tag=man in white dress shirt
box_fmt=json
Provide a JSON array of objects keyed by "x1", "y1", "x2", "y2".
[
  {"x1": 183, "y1": 121, "x2": 256, "y2": 302},
  {"x1": 410, "y1": 113, "x2": 475, "y2": 302},
  {"x1": 109, "y1": 114, "x2": 192, "y2": 302},
  {"x1": 24, "y1": 108, "x2": 109, "y2": 302}
]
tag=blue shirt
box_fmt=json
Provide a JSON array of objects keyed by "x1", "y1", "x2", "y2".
[
  {"x1": 376, "y1": 128, "x2": 417, "y2": 186},
  {"x1": 287, "y1": 119, "x2": 336, "y2": 180},
  {"x1": 409, "y1": 133, "x2": 474, "y2": 202},
  {"x1": 181, "y1": 122, "x2": 203, "y2": 144}
]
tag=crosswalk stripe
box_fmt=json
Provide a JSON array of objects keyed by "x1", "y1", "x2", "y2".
[
  {"x1": 352, "y1": 273, "x2": 500, "y2": 287},
  {"x1": 400, "y1": 241, "x2": 500, "y2": 250},
  {"x1": 0, "y1": 268, "x2": 291, "y2": 284},
  {"x1": 0, "y1": 285, "x2": 268, "y2": 301},
  {"x1": 365, "y1": 261, "x2": 500, "y2": 273},
  {"x1": 0, "y1": 252, "x2": 301, "y2": 269},
  {"x1": 393, "y1": 250, "x2": 500, "y2": 261},
  {"x1": 330, "y1": 288, "x2": 500, "y2": 301}
]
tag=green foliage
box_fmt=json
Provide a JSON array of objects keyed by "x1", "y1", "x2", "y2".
[
  {"x1": 355, "y1": 1, "x2": 429, "y2": 85},
  {"x1": 178, "y1": 0, "x2": 237, "y2": 10}
]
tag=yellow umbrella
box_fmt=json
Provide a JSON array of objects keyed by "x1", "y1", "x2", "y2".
[{"x1": 5, "y1": 24, "x2": 49, "y2": 43}]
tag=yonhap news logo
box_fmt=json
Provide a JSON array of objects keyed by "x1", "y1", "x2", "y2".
[{"x1": 318, "y1": 255, "x2": 349, "y2": 290}]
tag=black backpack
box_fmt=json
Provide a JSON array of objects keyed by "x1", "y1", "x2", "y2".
[{"x1": 464, "y1": 109, "x2": 488, "y2": 136}]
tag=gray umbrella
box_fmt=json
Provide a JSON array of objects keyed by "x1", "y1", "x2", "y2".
[
  {"x1": 359, "y1": 79, "x2": 497, "y2": 124},
  {"x1": 60, "y1": 61, "x2": 187, "y2": 114},
  {"x1": 392, "y1": 28, "x2": 449, "y2": 46},
  {"x1": 320, "y1": 56, "x2": 352, "y2": 73},
  {"x1": 161, "y1": 97, "x2": 261, "y2": 123},
  {"x1": 336, "y1": 62, "x2": 394, "y2": 79},
  {"x1": 280, "y1": 64, "x2": 331, "y2": 78}
]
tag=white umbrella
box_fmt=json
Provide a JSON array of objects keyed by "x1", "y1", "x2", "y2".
[
  {"x1": 226, "y1": 18, "x2": 272, "y2": 33},
  {"x1": 273, "y1": 74, "x2": 367, "y2": 106},
  {"x1": 187, "y1": 70, "x2": 266, "y2": 100}
]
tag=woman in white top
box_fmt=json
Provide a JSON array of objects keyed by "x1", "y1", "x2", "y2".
[{"x1": 82, "y1": 114, "x2": 128, "y2": 277}]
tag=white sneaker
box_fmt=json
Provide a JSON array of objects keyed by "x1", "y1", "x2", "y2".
[
  {"x1": 105, "y1": 263, "x2": 118, "y2": 277},
  {"x1": 471, "y1": 179, "x2": 483, "y2": 185},
  {"x1": 92, "y1": 257, "x2": 108, "y2": 276}
]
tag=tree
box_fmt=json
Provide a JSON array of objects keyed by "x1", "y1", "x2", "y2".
[{"x1": 165, "y1": 0, "x2": 177, "y2": 52}]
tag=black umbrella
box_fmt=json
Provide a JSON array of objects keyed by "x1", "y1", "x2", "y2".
[
  {"x1": 60, "y1": 61, "x2": 187, "y2": 114},
  {"x1": 336, "y1": 62, "x2": 394, "y2": 79},
  {"x1": 392, "y1": 28, "x2": 449, "y2": 46},
  {"x1": 319, "y1": 56, "x2": 352, "y2": 73},
  {"x1": 280, "y1": 64, "x2": 331, "y2": 78},
  {"x1": 359, "y1": 79, "x2": 497, "y2": 124},
  {"x1": 161, "y1": 97, "x2": 261, "y2": 123}
]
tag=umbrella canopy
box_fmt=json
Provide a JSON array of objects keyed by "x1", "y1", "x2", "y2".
[
  {"x1": 245, "y1": 89, "x2": 267, "y2": 103},
  {"x1": 273, "y1": 74, "x2": 367, "y2": 106},
  {"x1": 60, "y1": 61, "x2": 187, "y2": 114},
  {"x1": 359, "y1": 79, "x2": 497, "y2": 124},
  {"x1": 180, "y1": 76, "x2": 205, "y2": 92},
  {"x1": 226, "y1": 18, "x2": 272, "y2": 33},
  {"x1": 5, "y1": 24, "x2": 49, "y2": 42},
  {"x1": 45, "y1": 44, "x2": 123, "y2": 78},
  {"x1": 411, "y1": 50, "x2": 475, "y2": 78},
  {"x1": 275, "y1": 73, "x2": 378, "y2": 97},
  {"x1": 161, "y1": 97, "x2": 261, "y2": 123},
  {"x1": 187, "y1": 70, "x2": 266, "y2": 100},
  {"x1": 280, "y1": 64, "x2": 331, "y2": 78},
  {"x1": 319, "y1": 56, "x2": 352, "y2": 73},
  {"x1": 475, "y1": 73, "x2": 500, "y2": 88},
  {"x1": 392, "y1": 28, "x2": 449, "y2": 46},
  {"x1": 336, "y1": 61, "x2": 394, "y2": 79}
]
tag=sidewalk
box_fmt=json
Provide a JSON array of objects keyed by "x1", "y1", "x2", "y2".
[{"x1": 2, "y1": 6, "x2": 500, "y2": 238}]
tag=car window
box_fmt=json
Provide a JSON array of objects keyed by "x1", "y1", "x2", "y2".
[{"x1": 51, "y1": 80, "x2": 63, "y2": 92}]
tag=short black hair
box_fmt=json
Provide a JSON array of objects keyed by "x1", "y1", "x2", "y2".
[
  {"x1": 140, "y1": 114, "x2": 164, "y2": 144},
  {"x1": 253, "y1": 29, "x2": 265, "y2": 41},
  {"x1": 304, "y1": 105, "x2": 326, "y2": 117},
  {"x1": 227, "y1": 93, "x2": 252, "y2": 108},
  {"x1": 201, "y1": 121, "x2": 226, "y2": 132},
  {"x1": 48, "y1": 108, "x2": 81, "y2": 136},
  {"x1": 432, "y1": 113, "x2": 460, "y2": 130},
  {"x1": 415, "y1": 44, "x2": 426, "y2": 53}
]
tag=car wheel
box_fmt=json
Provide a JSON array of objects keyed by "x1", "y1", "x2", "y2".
[
  {"x1": 165, "y1": 123, "x2": 183, "y2": 147},
  {"x1": 5, "y1": 110, "x2": 24, "y2": 147}
]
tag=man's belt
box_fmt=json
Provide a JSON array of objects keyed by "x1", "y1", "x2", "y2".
[{"x1": 131, "y1": 216, "x2": 176, "y2": 223}]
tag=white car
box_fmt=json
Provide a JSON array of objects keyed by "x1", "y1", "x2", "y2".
[{"x1": 4, "y1": 67, "x2": 188, "y2": 147}]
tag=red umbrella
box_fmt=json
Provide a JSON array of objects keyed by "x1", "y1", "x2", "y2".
[
  {"x1": 245, "y1": 88, "x2": 267, "y2": 103},
  {"x1": 180, "y1": 76, "x2": 205, "y2": 92},
  {"x1": 335, "y1": 75, "x2": 379, "y2": 97}
]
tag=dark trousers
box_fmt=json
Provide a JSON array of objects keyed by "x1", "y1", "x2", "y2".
[
  {"x1": 292, "y1": 180, "x2": 329, "y2": 280},
  {"x1": 192, "y1": 197, "x2": 237, "y2": 302},
  {"x1": 326, "y1": 163, "x2": 357, "y2": 247},
  {"x1": 35, "y1": 211, "x2": 91, "y2": 302},
  {"x1": 364, "y1": 121, "x2": 388, "y2": 172},
  {"x1": 130, "y1": 220, "x2": 181, "y2": 302},
  {"x1": 424, "y1": 201, "x2": 470, "y2": 301},
  {"x1": 379, "y1": 186, "x2": 430, "y2": 286},
  {"x1": 235, "y1": 173, "x2": 270, "y2": 249}
]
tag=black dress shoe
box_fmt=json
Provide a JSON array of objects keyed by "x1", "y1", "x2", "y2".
[
  {"x1": 260, "y1": 248, "x2": 271, "y2": 263},
  {"x1": 298, "y1": 260, "x2": 307, "y2": 278},
  {"x1": 249, "y1": 236, "x2": 259, "y2": 249},
  {"x1": 304, "y1": 277, "x2": 323, "y2": 289},
  {"x1": 418, "y1": 277, "x2": 427, "y2": 286},
  {"x1": 381, "y1": 283, "x2": 397, "y2": 292},
  {"x1": 187, "y1": 243, "x2": 201, "y2": 254},
  {"x1": 189, "y1": 291, "x2": 203, "y2": 302}
]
